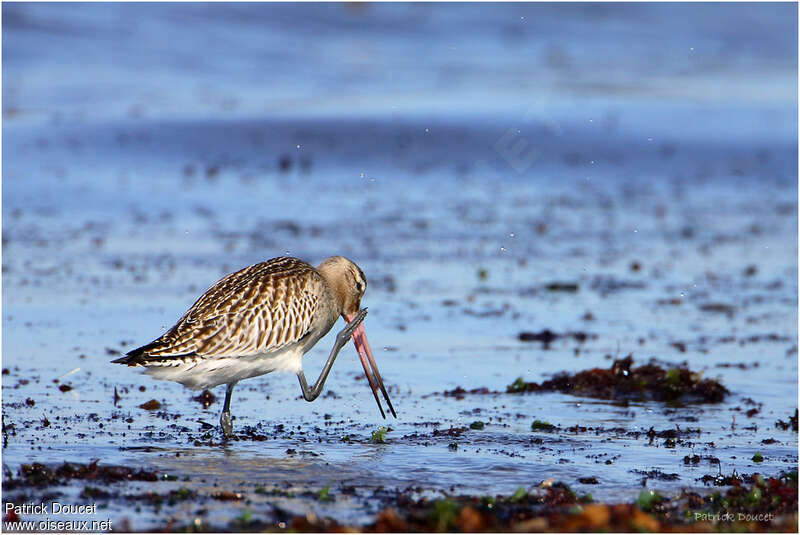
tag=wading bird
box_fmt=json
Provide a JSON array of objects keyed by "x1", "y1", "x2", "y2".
[{"x1": 113, "y1": 256, "x2": 396, "y2": 438}]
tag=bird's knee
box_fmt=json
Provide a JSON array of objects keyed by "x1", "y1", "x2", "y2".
[{"x1": 335, "y1": 333, "x2": 349, "y2": 346}]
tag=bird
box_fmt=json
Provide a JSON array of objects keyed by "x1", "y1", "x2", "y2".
[{"x1": 112, "y1": 256, "x2": 396, "y2": 438}]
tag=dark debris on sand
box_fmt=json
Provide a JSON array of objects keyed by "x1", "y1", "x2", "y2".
[
  {"x1": 3, "y1": 460, "x2": 160, "y2": 490},
  {"x1": 518, "y1": 329, "x2": 597, "y2": 348},
  {"x1": 440, "y1": 386, "x2": 496, "y2": 399},
  {"x1": 191, "y1": 389, "x2": 217, "y2": 409},
  {"x1": 507, "y1": 355, "x2": 729, "y2": 403},
  {"x1": 162, "y1": 471, "x2": 797, "y2": 532},
  {"x1": 775, "y1": 409, "x2": 798, "y2": 431},
  {"x1": 301, "y1": 471, "x2": 797, "y2": 532},
  {"x1": 7, "y1": 455, "x2": 796, "y2": 533}
]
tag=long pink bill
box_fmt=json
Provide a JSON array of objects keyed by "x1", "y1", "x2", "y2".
[{"x1": 347, "y1": 318, "x2": 397, "y2": 419}]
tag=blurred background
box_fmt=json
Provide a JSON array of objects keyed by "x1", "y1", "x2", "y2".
[
  {"x1": 2, "y1": 2, "x2": 798, "y2": 529},
  {"x1": 3, "y1": 3, "x2": 797, "y2": 124}
]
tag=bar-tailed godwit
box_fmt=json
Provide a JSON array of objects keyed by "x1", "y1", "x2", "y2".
[{"x1": 113, "y1": 256, "x2": 396, "y2": 438}]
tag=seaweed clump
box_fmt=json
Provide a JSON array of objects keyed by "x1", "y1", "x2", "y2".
[
  {"x1": 368, "y1": 482, "x2": 588, "y2": 532},
  {"x1": 507, "y1": 355, "x2": 729, "y2": 403},
  {"x1": 368, "y1": 472, "x2": 797, "y2": 532},
  {"x1": 775, "y1": 409, "x2": 798, "y2": 431},
  {"x1": 3, "y1": 460, "x2": 159, "y2": 490},
  {"x1": 692, "y1": 470, "x2": 798, "y2": 527},
  {"x1": 152, "y1": 471, "x2": 797, "y2": 532}
]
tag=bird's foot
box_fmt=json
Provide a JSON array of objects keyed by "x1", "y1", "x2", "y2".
[
  {"x1": 337, "y1": 308, "x2": 367, "y2": 344},
  {"x1": 220, "y1": 411, "x2": 234, "y2": 440}
]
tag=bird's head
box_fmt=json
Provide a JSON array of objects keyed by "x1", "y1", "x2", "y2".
[
  {"x1": 317, "y1": 255, "x2": 396, "y2": 419},
  {"x1": 317, "y1": 255, "x2": 367, "y2": 318}
]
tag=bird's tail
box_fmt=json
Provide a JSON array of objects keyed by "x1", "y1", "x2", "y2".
[{"x1": 111, "y1": 341, "x2": 162, "y2": 366}]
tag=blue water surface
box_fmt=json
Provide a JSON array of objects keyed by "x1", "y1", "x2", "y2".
[{"x1": 2, "y1": 2, "x2": 797, "y2": 530}]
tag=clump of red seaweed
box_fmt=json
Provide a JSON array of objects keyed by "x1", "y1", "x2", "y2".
[{"x1": 507, "y1": 355, "x2": 729, "y2": 403}]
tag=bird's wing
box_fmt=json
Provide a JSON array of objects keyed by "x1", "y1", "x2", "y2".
[{"x1": 128, "y1": 258, "x2": 324, "y2": 361}]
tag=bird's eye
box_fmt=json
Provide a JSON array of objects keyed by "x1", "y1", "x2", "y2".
[{"x1": 355, "y1": 281, "x2": 363, "y2": 293}]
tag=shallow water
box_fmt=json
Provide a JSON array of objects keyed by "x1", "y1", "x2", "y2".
[{"x1": 2, "y1": 2, "x2": 798, "y2": 530}]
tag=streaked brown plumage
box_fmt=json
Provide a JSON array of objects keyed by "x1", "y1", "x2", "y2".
[
  {"x1": 113, "y1": 256, "x2": 395, "y2": 438},
  {"x1": 122, "y1": 258, "x2": 330, "y2": 362}
]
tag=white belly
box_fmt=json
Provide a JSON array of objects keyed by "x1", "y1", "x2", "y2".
[{"x1": 141, "y1": 348, "x2": 304, "y2": 390}]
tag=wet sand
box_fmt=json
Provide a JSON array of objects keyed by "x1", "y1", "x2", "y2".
[
  {"x1": 3, "y1": 116, "x2": 796, "y2": 530},
  {"x1": 2, "y1": 2, "x2": 798, "y2": 532}
]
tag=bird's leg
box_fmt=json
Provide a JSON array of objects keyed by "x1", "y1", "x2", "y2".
[
  {"x1": 220, "y1": 381, "x2": 237, "y2": 439},
  {"x1": 298, "y1": 308, "x2": 367, "y2": 402}
]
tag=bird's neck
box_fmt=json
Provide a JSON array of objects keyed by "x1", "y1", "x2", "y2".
[{"x1": 317, "y1": 263, "x2": 347, "y2": 316}]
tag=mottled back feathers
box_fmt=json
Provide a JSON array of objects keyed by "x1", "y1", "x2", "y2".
[{"x1": 117, "y1": 257, "x2": 327, "y2": 366}]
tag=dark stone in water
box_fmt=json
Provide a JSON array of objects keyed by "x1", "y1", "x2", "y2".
[
  {"x1": 139, "y1": 399, "x2": 161, "y2": 411},
  {"x1": 545, "y1": 282, "x2": 579, "y2": 292},
  {"x1": 518, "y1": 329, "x2": 595, "y2": 349},
  {"x1": 192, "y1": 389, "x2": 216, "y2": 409},
  {"x1": 441, "y1": 386, "x2": 496, "y2": 399},
  {"x1": 278, "y1": 154, "x2": 292, "y2": 172},
  {"x1": 519, "y1": 329, "x2": 558, "y2": 345},
  {"x1": 632, "y1": 469, "x2": 680, "y2": 481}
]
